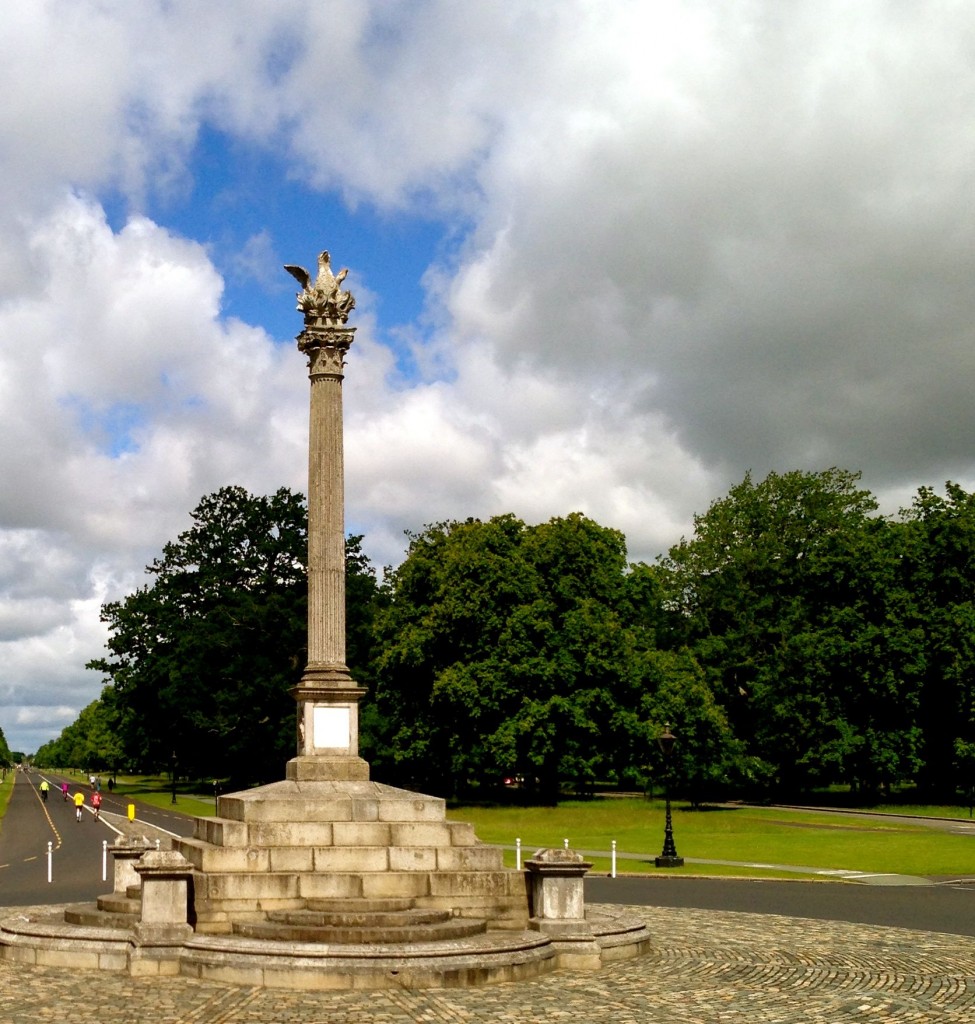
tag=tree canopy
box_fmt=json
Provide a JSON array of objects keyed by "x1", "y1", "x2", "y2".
[
  {"x1": 367, "y1": 513, "x2": 737, "y2": 801},
  {"x1": 81, "y1": 485, "x2": 382, "y2": 785},
  {"x1": 44, "y1": 470, "x2": 975, "y2": 803}
]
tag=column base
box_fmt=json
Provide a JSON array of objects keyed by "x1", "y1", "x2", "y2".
[
  {"x1": 654, "y1": 855, "x2": 685, "y2": 868},
  {"x1": 286, "y1": 756, "x2": 370, "y2": 782}
]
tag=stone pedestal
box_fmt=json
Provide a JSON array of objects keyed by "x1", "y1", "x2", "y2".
[
  {"x1": 110, "y1": 837, "x2": 153, "y2": 894},
  {"x1": 133, "y1": 850, "x2": 194, "y2": 948},
  {"x1": 525, "y1": 847, "x2": 600, "y2": 970}
]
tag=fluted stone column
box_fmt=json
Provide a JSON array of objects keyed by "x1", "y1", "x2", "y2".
[{"x1": 284, "y1": 251, "x2": 368, "y2": 783}]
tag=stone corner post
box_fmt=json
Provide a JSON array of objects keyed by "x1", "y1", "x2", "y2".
[
  {"x1": 524, "y1": 847, "x2": 602, "y2": 970},
  {"x1": 129, "y1": 850, "x2": 195, "y2": 976}
]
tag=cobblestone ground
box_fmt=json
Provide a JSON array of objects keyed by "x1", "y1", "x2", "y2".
[{"x1": 2, "y1": 904, "x2": 974, "y2": 1023}]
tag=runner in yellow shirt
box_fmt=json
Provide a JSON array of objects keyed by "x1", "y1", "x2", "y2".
[{"x1": 73, "y1": 790, "x2": 85, "y2": 821}]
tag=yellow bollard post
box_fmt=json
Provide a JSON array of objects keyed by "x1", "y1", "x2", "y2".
[{"x1": 127, "y1": 803, "x2": 135, "y2": 821}]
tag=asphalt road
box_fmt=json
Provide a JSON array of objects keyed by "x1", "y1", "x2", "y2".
[
  {"x1": 0, "y1": 770, "x2": 196, "y2": 906},
  {"x1": 586, "y1": 873, "x2": 975, "y2": 937}
]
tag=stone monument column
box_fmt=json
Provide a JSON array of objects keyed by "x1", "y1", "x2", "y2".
[{"x1": 284, "y1": 250, "x2": 369, "y2": 783}]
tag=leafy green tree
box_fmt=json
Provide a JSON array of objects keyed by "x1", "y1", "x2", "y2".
[
  {"x1": 88, "y1": 485, "x2": 382, "y2": 786},
  {"x1": 34, "y1": 696, "x2": 123, "y2": 771},
  {"x1": 660, "y1": 468, "x2": 920, "y2": 795},
  {"x1": 369, "y1": 513, "x2": 736, "y2": 801},
  {"x1": 900, "y1": 483, "x2": 975, "y2": 798},
  {"x1": 0, "y1": 724, "x2": 12, "y2": 767}
]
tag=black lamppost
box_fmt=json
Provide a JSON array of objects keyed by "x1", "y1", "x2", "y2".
[
  {"x1": 170, "y1": 750, "x2": 177, "y2": 805},
  {"x1": 655, "y1": 723, "x2": 684, "y2": 868}
]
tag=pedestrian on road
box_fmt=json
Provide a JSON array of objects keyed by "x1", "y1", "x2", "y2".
[
  {"x1": 73, "y1": 790, "x2": 84, "y2": 821},
  {"x1": 60, "y1": 781, "x2": 69, "y2": 801},
  {"x1": 91, "y1": 790, "x2": 102, "y2": 822},
  {"x1": 39, "y1": 780, "x2": 49, "y2": 801}
]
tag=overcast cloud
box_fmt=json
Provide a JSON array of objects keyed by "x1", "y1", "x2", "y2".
[{"x1": 1, "y1": 1, "x2": 974, "y2": 752}]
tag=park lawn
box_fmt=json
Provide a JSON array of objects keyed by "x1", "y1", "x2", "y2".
[
  {"x1": 0, "y1": 770, "x2": 13, "y2": 822},
  {"x1": 96, "y1": 773, "x2": 220, "y2": 819},
  {"x1": 447, "y1": 799, "x2": 975, "y2": 878}
]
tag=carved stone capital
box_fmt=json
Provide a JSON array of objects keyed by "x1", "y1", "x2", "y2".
[{"x1": 297, "y1": 326, "x2": 355, "y2": 379}]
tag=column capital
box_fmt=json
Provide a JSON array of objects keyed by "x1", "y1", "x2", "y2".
[{"x1": 297, "y1": 325, "x2": 356, "y2": 378}]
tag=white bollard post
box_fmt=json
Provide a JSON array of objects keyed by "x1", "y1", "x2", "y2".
[
  {"x1": 156, "y1": 839, "x2": 161, "y2": 851},
  {"x1": 563, "y1": 837, "x2": 569, "y2": 849},
  {"x1": 102, "y1": 840, "x2": 108, "y2": 882},
  {"x1": 47, "y1": 841, "x2": 52, "y2": 883},
  {"x1": 611, "y1": 840, "x2": 617, "y2": 878},
  {"x1": 516, "y1": 837, "x2": 522, "y2": 870}
]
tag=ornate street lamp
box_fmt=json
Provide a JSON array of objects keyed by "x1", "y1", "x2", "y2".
[
  {"x1": 655, "y1": 723, "x2": 684, "y2": 867},
  {"x1": 170, "y1": 749, "x2": 177, "y2": 806}
]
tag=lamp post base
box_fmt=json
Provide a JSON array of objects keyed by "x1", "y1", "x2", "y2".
[{"x1": 654, "y1": 855, "x2": 685, "y2": 868}]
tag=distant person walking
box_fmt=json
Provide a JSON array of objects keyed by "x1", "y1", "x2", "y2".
[
  {"x1": 39, "y1": 780, "x2": 49, "y2": 802},
  {"x1": 91, "y1": 790, "x2": 102, "y2": 822},
  {"x1": 73, "y1": 790, "x2": 85, "y2": 821}
]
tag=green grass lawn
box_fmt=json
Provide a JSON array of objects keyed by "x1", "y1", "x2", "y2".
[
  {"x1": 446, "y1": 799, "x2": 975, "y2": 879},
  {"x1": 0, "y1": 770, "x2": 13, "y2": 823}
]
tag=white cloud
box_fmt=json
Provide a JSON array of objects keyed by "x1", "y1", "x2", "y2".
[{"x1": 3, "y1": 1, "x2": 975, "y2": 750}]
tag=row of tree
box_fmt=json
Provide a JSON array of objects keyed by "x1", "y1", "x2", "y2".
[
  {"x1": 0, "y1": 724, "x2": 13, "y2": 767},
  {"x1": 32, "y1": 469, "x2": 975, "y2": 802}
]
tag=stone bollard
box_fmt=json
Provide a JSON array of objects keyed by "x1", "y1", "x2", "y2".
[
  {"x1": 110, "y1": 837, "x2": 153, "y2": 894},
  {"x1": 524, "y1": 847, "x2": 601, "y2": 969},
  {"x1": 129, "y1": 850, "x2": 194, "y2": 975}
]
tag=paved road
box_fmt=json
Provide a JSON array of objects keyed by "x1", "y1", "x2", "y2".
[
  {"x1": 0, "y1": 770, "x2": 196, "y2": 906},
  {"x1": 586, "y1": 873, "x2": 975, "y2": 936}
]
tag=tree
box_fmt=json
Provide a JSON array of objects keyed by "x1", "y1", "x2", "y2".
[
  {"x1": 900, "y1": 483, "x2": 975, "y2": 798},
  {"x1": 88, "y1": 485, "x2": 383, "y2": 786},
  {"x1": 0, "y1": 724, "x2": 12, "y2": 767},
  {"x1": 34, "y1": 696, "x2": 123, "y2": 771},
  {"x1": 659, "y1": 468, "x2": 919, "y2": 794},
  {"x1": 369, "y1": 513, "x2": 736, "y2": 801}
]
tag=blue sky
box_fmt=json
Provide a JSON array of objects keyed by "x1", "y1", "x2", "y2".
[
  {"x1": 3, "y1": 1, "x2": 975, "y2": 754},
  {"x1": 102, "y1": 123, "x2": 450, "y2": 360}
]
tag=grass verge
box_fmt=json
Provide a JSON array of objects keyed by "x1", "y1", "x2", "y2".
[
  {"x1": 447, "y1": 798, "x2": 975, "y2": 878},
  {"x1": 0, "y1": 770, "x2": 13, "y2": 823}
]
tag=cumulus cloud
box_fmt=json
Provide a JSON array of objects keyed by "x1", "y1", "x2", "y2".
[{"x1": 2, "y1": 1, "x2": 975, "y2": 750}]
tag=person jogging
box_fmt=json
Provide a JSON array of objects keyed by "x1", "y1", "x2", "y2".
[
  {"x1": 39, "y1": 779, "x2": 49, "y2": 801},
  {"x1": 91, "y1": 790, "x2": 102, "y2": 822},
  {"x1": 60, "y1": 781, "x2": 69, "y2": 801},
  {"x1": 73, "y1": 790, "x2": 85, "y2": 821}
]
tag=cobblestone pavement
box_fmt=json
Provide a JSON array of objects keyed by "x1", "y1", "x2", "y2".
[{"x1": 3, "y1": 903, "x2": 974, "y2": 1023}]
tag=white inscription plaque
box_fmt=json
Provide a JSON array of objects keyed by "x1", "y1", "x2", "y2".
[{"x1": 313, "y1": 706, "x2": 350, "y2": 749}]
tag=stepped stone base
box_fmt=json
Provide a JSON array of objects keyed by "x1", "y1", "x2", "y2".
[
  {"x1": 0, "y1": 775, "x2": 652, "y2": 989},
  {"x1": 176, "y1": 778, "x2": 530, "y2": 935}
]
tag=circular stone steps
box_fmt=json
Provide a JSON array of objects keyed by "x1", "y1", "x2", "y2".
[
  {"x1": 94, "y1": 893, "x2": 141, "y2": 916},
  {"x1": 181, "y1": 927, "x2": 557, "y2": 989},
  {"x1": 233, "y1": 910, "x2": 487, "y2": 944},
  {"x1": 64, "y1": 905, "x2": 138, "y2": 928}
]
